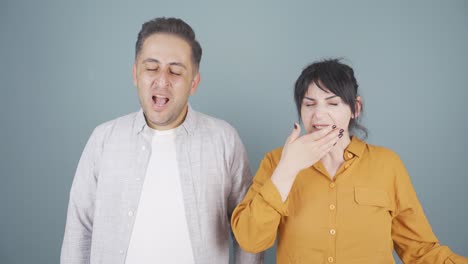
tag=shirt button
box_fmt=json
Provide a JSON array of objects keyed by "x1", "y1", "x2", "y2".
[
  {"x1": 329, "y1": 182, "x2": 336, "y2": 188},
  {"x1": 136, "y1": 177, "x2": 141, "y2": 181},
  {"x1": 141, "y1": 145, "x2": 146, "y2": 151},
  {"x1": 329, "y1": 204, "x2": 336, "y2": 210},
  {"x1": 344, "y1": 164, "x2": 350, "y2": 169},
  {"x1": 128, "y1": 210, "x2": 134, "y2": 217},
  {"x1": 119, "y1": 250, "x2": 124, "y2": 254},
  {"x1": 347, "y1": 153, "x2": 353, "y2": 158},
  {"x1": 330, "y1": 229, "x2": 336, "y2": 235},
  {"x1": 328, "y1": 256, "x2": 334, "y2": 263}
]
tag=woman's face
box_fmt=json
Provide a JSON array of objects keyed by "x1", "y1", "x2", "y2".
[{"x1": 300, "y1": 82, "x2": 360, "y2": 137}]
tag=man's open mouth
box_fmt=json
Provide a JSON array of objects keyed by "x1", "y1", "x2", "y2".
[{"x1": 152, "y1": 95, "x2": 169, "y2": 107}]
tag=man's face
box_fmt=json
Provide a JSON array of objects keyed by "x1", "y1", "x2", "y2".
[{"x1": 133, "y1": 33, "x2": 200, "y2": 130}]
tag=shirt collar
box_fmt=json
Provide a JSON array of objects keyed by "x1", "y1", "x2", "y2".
[
  {"x1": 133, "y1": 104, "x2": 197, "y2": 136},
  {"x1": 134, "y1": 109, "x2": 147, "y2": 135},
  {"x1": 344, "y1": 136, "x2": 366, "y2": 159}
]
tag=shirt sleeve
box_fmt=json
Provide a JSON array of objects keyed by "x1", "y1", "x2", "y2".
[
  {"x1": 227, "y1": 129, "x2": 264, "y2": 264},
  {"x1": 60, "y1": 127, "x2": 103, "y2": 264},
  {"x1": 231, "y1": 150, "x2": 289, "y2": 254},
  {"x1": 391, "y1": 155, "x2": 468, "y2": 264}
]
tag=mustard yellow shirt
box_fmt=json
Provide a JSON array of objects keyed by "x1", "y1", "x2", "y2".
[{"x1": 232, "y1": 137, "x2": 467, "y2": 264}]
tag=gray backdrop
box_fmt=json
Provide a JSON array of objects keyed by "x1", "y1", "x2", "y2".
[{"x1": 1, "y1": 0, "x2": 467, "y2": 263}]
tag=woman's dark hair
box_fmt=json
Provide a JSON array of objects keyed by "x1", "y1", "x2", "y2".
[
  {"x1": 294, "y1": 58, "x2": 367, "y2": 138},
  {"x1": 135, "y1": 17, "x2": 202, "y2": 70}
]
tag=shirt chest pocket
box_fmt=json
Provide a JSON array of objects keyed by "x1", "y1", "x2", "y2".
[
  {"x1": 352, "y1": 187, "x2": 393, "y2": 253},
  {"x1": 353, "y1": 187, "x2": 394, "y2": 220},
  {"x1": 354, "y1": 187, "x2": 390, "y2": 208}
]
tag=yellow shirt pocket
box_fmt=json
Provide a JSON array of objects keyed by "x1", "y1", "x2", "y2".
[
  {"x1": 353, "y1": 187, "x2": 393, "y2": 254},
  {"x1": 354, "y1": 187, "x2": 390, "y2": 208}
]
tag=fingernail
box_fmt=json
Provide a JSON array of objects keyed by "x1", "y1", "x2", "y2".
[
  {"x1": 338, "y1": 133, "x2": 343, "y2": 138},
  {"x1": 332, "y1": 125, "x2": 336, "y2": 129},
  {"x1": 339, "y1": 129, "x2": 344, "y2": 133},
  {"x1": 294, "y1": 123, "x2": 298, "y2": 129}
]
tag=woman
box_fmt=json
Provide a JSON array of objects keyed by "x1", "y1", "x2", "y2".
[{"x1": 231, "y1": 59, "x2": 467, "y2": 263}]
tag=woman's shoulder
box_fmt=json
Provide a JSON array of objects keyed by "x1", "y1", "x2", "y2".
[
  {"x1": 268, "y1": 146, "x2": 284, "y2": 156},
  {"x1": 262, "y1": 147, "x2": 284, "y2": 165},
  {"x1": 364, "y1": 141, "x2": 402, "y2": 162}
]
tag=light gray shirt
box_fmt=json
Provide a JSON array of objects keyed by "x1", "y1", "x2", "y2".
[{"x1": 61, "y1": 106, "x2": 263, "y2": 264}]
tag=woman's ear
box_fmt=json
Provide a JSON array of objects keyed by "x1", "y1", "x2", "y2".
[{"x1": 352, "y1": 96, "x2": 362, "y2": 119}]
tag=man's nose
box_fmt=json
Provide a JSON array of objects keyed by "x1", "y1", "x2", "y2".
[{"x1": 154, "y1": 71, "x2": 170, "y2": 87}]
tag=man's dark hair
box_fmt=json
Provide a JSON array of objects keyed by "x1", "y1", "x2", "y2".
[
  {"x1": 294, "y1": 58, "x2": 368, "y2": 138},
  {"x1": 135, "y1": 17, "x2": 202, "y2": 70}
]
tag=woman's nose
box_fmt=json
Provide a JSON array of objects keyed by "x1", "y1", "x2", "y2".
[{"x1": 312, "y1": 105, "x2": 327, "y2": 117}]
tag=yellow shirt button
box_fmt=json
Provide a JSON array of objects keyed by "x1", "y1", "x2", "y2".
[
  {"x1": 329, "y1": 182, "x2": 336, "y2": 188},
  {"x1": 344, "y1": 164, "x2": 350, "y2": 169},
  {"x1": 347, "y1": 153, "x2": 353, "y2": 159},
  {"x1": 329, "y1": 204, "x2": 336, "y2": 210},
  {"x1": 330, "y1": 229, "x2": 336, "y2": 235},
  {"x1": 328, "y1": 256, "x2": 334, "y2": 263}
]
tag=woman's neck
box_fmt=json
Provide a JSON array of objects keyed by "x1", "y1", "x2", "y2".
[{"x1": 321, "y1": 135, "x2": 352, "y2": 179}]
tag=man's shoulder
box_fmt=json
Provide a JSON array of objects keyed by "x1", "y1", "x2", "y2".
[
  {"x1": 193, "y1": 110, "x2": 239, "y2": 136},
  {"x1": 91, "y1": 111, "x2": 140, "y2": 138}
]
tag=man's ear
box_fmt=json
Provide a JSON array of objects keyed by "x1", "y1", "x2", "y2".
[
  {"x1": 190, "y1": 72, "x2": 201, "y2": 95},
  {"x1": 132, "y1": 63, "x2": 137, "y2": 87}
]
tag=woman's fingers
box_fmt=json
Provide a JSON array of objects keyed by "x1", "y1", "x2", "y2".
[
  {"x1": 302, "y1": 126, "x2": 340, "y2": 144},
  {"x1": 285, "y1": 123, "x2": 301, "y2": 144}
]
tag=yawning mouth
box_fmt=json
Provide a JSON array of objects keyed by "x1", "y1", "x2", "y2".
[
  {"x1": 152, "y1": 95, "x2": 169, "y2": 107},
  {"x1": 312, "y1": 124, "x2": 330, "y2": 130}
]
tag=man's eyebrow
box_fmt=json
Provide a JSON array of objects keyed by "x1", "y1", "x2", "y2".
[{"x1": 142, "y1": 58, "x2": 159, "y2": 64}]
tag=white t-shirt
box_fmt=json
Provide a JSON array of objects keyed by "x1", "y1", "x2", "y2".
[{"x1": 125, "y1": 129, "x2": 194, "y2": 264}]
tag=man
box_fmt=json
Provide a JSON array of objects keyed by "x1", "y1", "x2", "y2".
[{"x1": 61, "y1": 17, "x2": 263, "y2": 264}]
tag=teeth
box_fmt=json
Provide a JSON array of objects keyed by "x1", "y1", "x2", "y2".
[{"x1": 313, "y1": 125, "x2": 328, "y2": 129}]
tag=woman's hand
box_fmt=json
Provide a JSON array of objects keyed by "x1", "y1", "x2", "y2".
[{"x1": 271, "y1": 123, "x2": 342, "y2": 201}]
